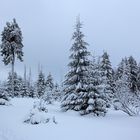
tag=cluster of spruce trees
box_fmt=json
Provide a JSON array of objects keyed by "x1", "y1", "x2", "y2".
[
  {"x1": 61, "y1": 18, "x2": 140, "y2": 116},
  {"x1": 0, "y1": 18, "x2": 140, "y2": 116},
  {"x1": 0, "y1": 70, "x2": 61, "y2": 102}
]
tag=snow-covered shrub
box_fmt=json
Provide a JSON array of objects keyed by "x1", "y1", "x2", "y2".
[
  {"x1": 24, "y1": 99, "x2": 58, "y2": 125},
  {"x1": 24, "y1": 107, "x2": 50, "y2": 124},
  {"x1": 114, "y1": 66, "x2": 140, "y2": 116},
  {"x1": 113, "y1": 91, "x2": 140, "y2": 116},
  {"x1": 24, "y1": 100, "x2": 49, "y2": 124}
]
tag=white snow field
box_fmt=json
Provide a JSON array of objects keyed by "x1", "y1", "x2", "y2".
[{"x1": 0, "y1": 98, "x2": 140, "y2": 140}]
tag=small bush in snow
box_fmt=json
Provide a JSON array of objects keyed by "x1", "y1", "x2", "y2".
[
  {"x1": 24, "y1": 108, "x2": 50, "y2": 124},
  {"x1": 24, "y1": 100, "x2": 49, "y2": 124},
  {"x1": 24, "y1": 99, "x2": 58, "y2": 125}
]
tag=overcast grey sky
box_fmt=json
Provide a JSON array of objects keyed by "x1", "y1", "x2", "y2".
[{"x1": 0, "y1": 0, "x2": 140, "y2": 82}]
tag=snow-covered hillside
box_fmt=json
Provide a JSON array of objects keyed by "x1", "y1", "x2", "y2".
[{"x1": 0, "y1": 98, "x2": 140, "y2": 140}]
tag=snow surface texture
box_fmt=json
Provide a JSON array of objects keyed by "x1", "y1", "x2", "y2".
[
  {"x1": 0, "y1": 129, "x2": 24, "y2": 140},
  {"x1": 0, "y1": 98, "x2": 140, "y2": 140}
]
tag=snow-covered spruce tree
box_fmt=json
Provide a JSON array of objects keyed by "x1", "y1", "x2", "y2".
[
  {"x1": 17, "y1": 76, "x2": 24, "y2": 97},
  {"x1": 28, "y1": 84, "x2": 35, "y2": 98},
  {"x1": 41, "y1": 73, "x2": 54, "y2": 104},
  {"x1": 61, "y1": 17, "x2": 90, "y2": 112},
  {"x1": 99, "y1": 52, "x2": 114, "y2": 107},
  {"x1": 6, "y1": 72, "x2": 22, "y2": 97},
  {"x1": 52, "y1": 83, "x2": 61, "y2": 101},
  {"x1": 114, "y1": 62, "x2": 140, "y2": 116},
  {"x1": 115, "y1": 58, "x2": 127, "y2": 81},
  {"x1": 0, "y1": 82, "x2": 10, "y2": 105},
  {"x1": 36, "y1": 70, "x2": 46, "y2": 98},
  {"x1": 82, "y1": 56, "x2": 107, "y2": 116},
  {"x1": 137, "y1": 63, "x2": 140, "y2": 92},
  {"x1": 116, "y1": 57, "x2": 139, "y2": 94},
  {"x1": 127, "y1": 56, "x2": 138, "y2": 94},
  {"x1": 21, "y1": 81, "x2": 30, "y2": 97},
  {"x1": 46, "y1": 73, "x2": 54, "y2": 91},
  {"x1": 0, "y1": 19, "x2": 24, "y2": 96}
]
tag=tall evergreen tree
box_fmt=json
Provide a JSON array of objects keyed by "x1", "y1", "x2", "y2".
[
  {"x1": 42, "y1": 73, "x2": 55, "y2": 104},
  {"x1": 100, "y1": 51, "x2": 114, "y2": 107},
  {"x1": 0, "y1": 19, "x2": 24, "y2": 96},
  {"x1": 116, "y1": 56, "x2": 138, "y2": 94},
  {"x1": 46, "y1": 73, "x2": 54, "y2": 91},
  {"x1": 115, "y1": 58, "x2": 127, "y2": 81},
  {"x1": 127, "y1": 56, "x2": 138, "y2": 93},
  {"x1": 61, "y1": 17, "x2": 90, "y2": 112}
]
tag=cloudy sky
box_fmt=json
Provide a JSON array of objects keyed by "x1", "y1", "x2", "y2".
[{"x1": 0, "y1": 0, "x2": 140, "y2": 82}]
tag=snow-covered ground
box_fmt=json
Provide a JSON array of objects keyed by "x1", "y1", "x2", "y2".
[{"x1": 0, "y1": 98, "x2": 140, "y2": 140}]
